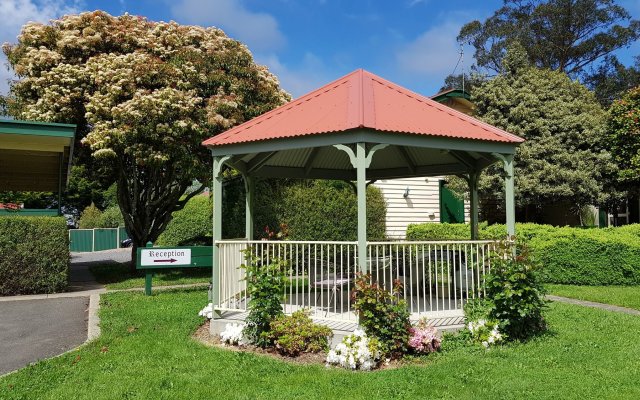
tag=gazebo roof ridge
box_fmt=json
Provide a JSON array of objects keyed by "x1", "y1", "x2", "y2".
[{"x1": 203, "y1": 69, "x2": 524, "y2": 148}]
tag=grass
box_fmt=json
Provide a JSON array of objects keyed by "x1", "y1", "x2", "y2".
[
  {"x1": 90, "y1": 263, "x2": 210, "y2": 290},
  {"x1": 1, "y1": 289, "x2": 639, "y2": 399},
  {"x1": 547, "y1": 284, "x2": 640, "y2": 311}
]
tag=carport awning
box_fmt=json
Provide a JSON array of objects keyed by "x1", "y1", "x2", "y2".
[{"x1": 0, "y1": 119, "x2": 76, "y2": 192}]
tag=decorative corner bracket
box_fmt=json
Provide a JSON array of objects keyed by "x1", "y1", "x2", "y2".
[
  {"x1": 333, "y1": 143, "x2": 389, "y2": 169},
  {"x1": 213, "y1": 155, "x2": 232, "y2": 178},
  {"x1": 491, "y1": 153, "x2": 513, "y2": 178}
]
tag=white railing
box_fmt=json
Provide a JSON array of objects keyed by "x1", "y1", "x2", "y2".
[{"x1": 214, "y1": 240, "x2": 495, "y2": 322}]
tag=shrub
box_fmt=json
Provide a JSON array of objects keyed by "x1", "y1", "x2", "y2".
[
  {"x1": 407, "y1": 222, "x2": 640, "y2": 286},
  {"x1": 533, "y1": 230, "x2": 640, "y2": 285},
  {"x1": 467, "y1": 319, "x2": 504, "y2": 348},
  {"x1": 352, "y1": 274, "x2": 411, "y2": 356},
  {"x1": 463, "y1": 297, "x2": 493, "y2": 323},
  {"x1": 220, "y1": 179, "x2": 387, "y2": 241},
  {"x1": 266, "y1": 310, "x2": 333, "y2": 356},
  {"x1": 280, "y1": 180, "x2": 387, "y2": 241},
  {"x1": 326, "y1": 328, "x2": 382, "y2": 370},
  {"x1": 406, "y1": 222, "x2": 471, "y2": 241},
  {"x1": 157, "y1": 195, "x2": 212, "y2": 246},
  {"x1": 0, "y1": 216, "x2": 69, "y2": 295},
  {"x1": 98, "y1": 205, "x2": 124, "y2": 228},
  {"x1": 78, "y1": 203, "x2": 102, "y2": 229},
  {"x1": 408, "y1": 320, "x2": 441, "y2": 354},
  {"x1": 486, "y1": 243, "x2": 547, "y2": 341},
  {"x1": 242, "y1": 252, "x2": 289, "y2": 347}
]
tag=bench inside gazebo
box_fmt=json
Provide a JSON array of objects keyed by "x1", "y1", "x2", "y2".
[{"x1": 203, "y1": 69, "x2": 523, "y2": 332}]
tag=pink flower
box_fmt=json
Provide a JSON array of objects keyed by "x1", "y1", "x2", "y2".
[{"x1": 408, "y1": 326, "x2": 441, "y2": 354}]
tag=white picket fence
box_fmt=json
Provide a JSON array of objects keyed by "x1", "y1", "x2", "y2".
[{"x1": 214, "y1": 240, "x2": 495, "y2": 322}]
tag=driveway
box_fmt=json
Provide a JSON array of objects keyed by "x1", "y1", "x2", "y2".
[{"x1": 0, "y1": 296, "x2": 89, "y2": 376}]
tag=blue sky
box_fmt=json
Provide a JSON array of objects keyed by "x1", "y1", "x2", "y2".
[{"x1": 1, "y1": 0, "x2": 639, "y2": 98}]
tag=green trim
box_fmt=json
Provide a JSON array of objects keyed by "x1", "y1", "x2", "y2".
[
  {"x1": 0, "y1": 209, "x2": 59, "y2": 216},
  {"x1": 209, "y1": 129, "x2": 519, "y2": 157},
  {"x1": 0, "y1": 119, "x2": 76, "y2": 138},
  {"x1": 246, "y1": 163, "x2": 474, "y2": 180},
  {"x1": 431, "y1": 89, "x2": 471, "y2": 102}
]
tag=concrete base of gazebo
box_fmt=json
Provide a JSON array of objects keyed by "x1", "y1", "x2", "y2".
[{"x1": 211, "y1": 310, "x2": 464, "y2": 347}]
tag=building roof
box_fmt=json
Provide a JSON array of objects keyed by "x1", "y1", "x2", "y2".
[
  {"x1": 0, "y1": 119, "x2": 76, "y2": 192},
  {"x1": 203, "y1": 69, "x2": 523, "y2": 148}
]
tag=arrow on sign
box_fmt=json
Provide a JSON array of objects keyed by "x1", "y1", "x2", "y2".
[{"x1": 154, "y1": 258, "x2": 177, "y2": 263}]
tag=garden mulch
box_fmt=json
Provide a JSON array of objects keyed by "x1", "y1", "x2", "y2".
[{"x1": 191, "y1": 323, "x2": 408, "y2": 370}]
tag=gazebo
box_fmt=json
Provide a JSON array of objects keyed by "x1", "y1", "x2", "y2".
[{"x1": 203, "y1": 69, "x2": 523, "y2": 327}]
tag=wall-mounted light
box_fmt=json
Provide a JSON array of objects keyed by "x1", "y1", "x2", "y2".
[{"x1": 403, "y1": 187, "x2": 410, "y2": 198}]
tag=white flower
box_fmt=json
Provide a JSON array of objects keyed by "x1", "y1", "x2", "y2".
[
  {"x1": 220, "y1": 323, "x2": 245, "y2": 345},
  {"x1": 482, "y1": 341, "x2": 489, "y2": 348},
  {"x1": 198, "y1": 303, "x2": 213, "y2": 319}
]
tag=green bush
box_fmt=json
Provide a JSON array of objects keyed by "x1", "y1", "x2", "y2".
[
  {"x1": 353, "y1": 273, "x2": 411, "y2": 356},
  {"x1": 407, "y1": 222, "x2": 640, "y2": 286},
  {"x1": 98, "y1": 205, "x2": 124, "y2": 228},
  {"x1": 78, "y1": 203, "x2": 102, "y2": 229},
  {"x1": 280, "y1": 180, "x2": 386, "y2": 241},
  {"x1": 242, "y1": 252, "x2": 288, "y2": 347},
  {"x1": 406, "y1": 222, "x2": 471, "y2": 240},
  {"x1": 157, "y1": 195, "x2": 212, "y2": 246},
  {"x1": 534, "y1": 230, "x2": 640, "y2": 285},
  {"x1": 0, "y1": 216, "x2": 69, "y2": 295},
  {"x1": 222, "y1": 179, "x2": 387, "y2": 241},
  {"x1": 486, "y1": 243, "x2": 547, "y2": 341},
  {"x1": 266, "y1": 310, "x2": 333, "y2": 356}
]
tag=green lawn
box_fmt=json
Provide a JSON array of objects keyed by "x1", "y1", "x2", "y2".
[
  {"x1": 1, "y1": 289, "x2": 639, "y2": 399},
  {"x1": 547, "y1": 284, "x2": 640, "y2": 311},
  {"x1": 90, "y1": 263, "x2": 210, "y2": 289}
]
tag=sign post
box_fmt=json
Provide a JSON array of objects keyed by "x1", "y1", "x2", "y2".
[{"x1": 136, "y1": 243, "x2": 212, "y2": 295}]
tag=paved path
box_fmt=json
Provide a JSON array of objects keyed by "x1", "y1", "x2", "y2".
[
  {"x1": 0, "y1": 296, "x2": 89, "y2": 376},
  {"x1": 0, "y1": 251, "x2": 123, "y2": 376},
  {"x1": 547, "y1": 295, "x2": 640, "y2": 316}
]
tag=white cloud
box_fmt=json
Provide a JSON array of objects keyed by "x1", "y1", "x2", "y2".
[
  {"x1": 257, "y1": 52, "x2": 331, "y2": 99},
  {"x1": 170, "y1": 0, "x2": 285, "y2": 53},
  {"x1": 395, "y1": 20, "x2": 465, "y2": 80},
  {"x1": 0, "y1": 0, "x2": 80, "y2": 96}
]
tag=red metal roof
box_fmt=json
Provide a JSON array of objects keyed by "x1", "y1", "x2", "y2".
[{"x1": 203, "y1": 69, "x2": 523, "y2": 147}]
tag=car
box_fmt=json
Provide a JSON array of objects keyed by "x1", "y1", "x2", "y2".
[{"x1": 120, "y1": 238, "x2": 133, "y2": 248}]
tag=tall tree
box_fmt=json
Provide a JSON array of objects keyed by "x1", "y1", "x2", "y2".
[
  {"x1": 459, "y1": 0, "x2": 640, "y2": 77},
  {"x1": 585, "y1": 55, "x2": 640, "y2": 106},
  {"x1": 473, "y1": 44, "x2": 617, "y2": 222},
  {"x1": 3, "y1": 12, "x2": 289, "y2": 267}
]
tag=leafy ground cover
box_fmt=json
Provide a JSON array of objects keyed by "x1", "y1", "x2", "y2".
[
  {"x1": 1, "y1": 288, "x2": 639, "y2": 399},
  {"x1": 89, "y1": 263, "x2": 210, "y2": 289},
  {"x1": 547, "y1": 284, "x2": 640, "y2": 311}
]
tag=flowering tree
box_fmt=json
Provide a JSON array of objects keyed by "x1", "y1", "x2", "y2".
[
  {"x1": 3, "y1": 11, "x2": 289, "y2": 266},
  {"x1": 607, "y1": 86, "x2": 640, "y2": 183}
]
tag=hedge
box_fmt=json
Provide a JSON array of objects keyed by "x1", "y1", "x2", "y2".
[
  {"x1": 157, "y1": 195, "x2": 212, "y2": 246},
  {"x1": 406, "y1": 222, "x2": 640, "y2": 286},
  {"x1": 279, "y1": 181, "x2": 386, "y2": 241},
  {"x1": 0, "y1": 216, "x2": 70, "y2": 295},
  {"x1": 222, "y1": 179, "x2": 387, "y2": 241}
]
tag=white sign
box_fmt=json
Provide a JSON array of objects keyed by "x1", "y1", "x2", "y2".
[{"x1": 141, "y1": 248, "x2": 191, "y2": 266}]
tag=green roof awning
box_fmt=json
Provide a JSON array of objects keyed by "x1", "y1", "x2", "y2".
[{"x1": 0, "y1": 119, "x2": 76, "y2": 192}]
